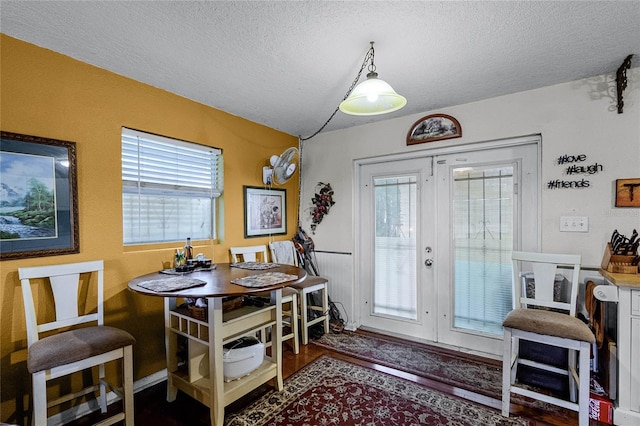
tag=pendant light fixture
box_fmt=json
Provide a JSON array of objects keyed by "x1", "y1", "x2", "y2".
[
  {"x1": 297, "y1": 41, "x2": 406, "y2": 229},
  {"x1": 300, "y1": 41, "x2": 406, "y2": 141},
  {"x1": 339, "y1": 41, "x2": 407, "y2": 116}
]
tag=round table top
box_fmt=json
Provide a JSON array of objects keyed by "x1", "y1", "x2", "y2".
[{"x1": 128, "y1": 263, "x2": 307, "y2": 298}]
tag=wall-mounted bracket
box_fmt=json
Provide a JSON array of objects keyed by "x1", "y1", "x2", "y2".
[{"x1": 616, "y1": 54, "x2": 633, "y2": 114}]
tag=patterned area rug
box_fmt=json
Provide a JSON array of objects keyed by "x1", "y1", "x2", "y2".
[
  {"x1": 225, "y1": 355, "x2": 528, "y2": 425},
  {"x1": 312, "y1": 332, "x2": 503, "y2": 397},
  {"x1": 311, "y1": 331, "x2": 568, "y2": 416}
]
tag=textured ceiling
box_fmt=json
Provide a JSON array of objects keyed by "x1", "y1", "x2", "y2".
[{"x1": 1, "y1": 1, "x2": 639, "y2": 138}]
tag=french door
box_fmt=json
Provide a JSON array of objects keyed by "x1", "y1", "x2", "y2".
[
  {"x1": 358, "y1": 157, "x2": 436, "y2": 341},
  {"x1": 435, "y1": 142, "x2": 539, "y2": 355},
  {"x1": 357, "y1": 138, "x2": 539, "y2": 356}
]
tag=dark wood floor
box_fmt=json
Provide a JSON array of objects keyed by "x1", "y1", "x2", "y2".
[{"x1": 66, "y1": 331, "x2": 604, "y2": 426}]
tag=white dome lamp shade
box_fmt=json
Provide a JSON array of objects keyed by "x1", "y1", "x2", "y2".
[{"x1": 339, "y1": 42, "x2": 407, "y2": 116}]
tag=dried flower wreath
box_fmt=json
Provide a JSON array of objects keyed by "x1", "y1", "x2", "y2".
[{"x1": 310, "y1": 182, "x2": 335, "y2": 234}]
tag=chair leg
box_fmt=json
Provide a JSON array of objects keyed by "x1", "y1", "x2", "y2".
[
  {"x1": 568, "y1": 348, "x2": 578, "y2": 403},
  {"x1": 501, "y1": 328, "x2": 513, "y2": 417},
  {"x1": 123, "y1": 345, "x2": 135, "y2": 426},
  {"x1": 578, "y1": 342, "x2": 590, "y2": 426},
  {"x1": 99, "y1": 362, "x2": 107, "y2": 413},
  {"x1": 321, "y1": 284, "x2": 329, "y2": 334},
  {"x1": 291, "y1": 293, "x2": 300, "y2": 354},
  {"x1": 300, "y1": 290, "x2": 310, "y2": 345},
  {"x1": 32, "y1": 371, "x2": 47, "y2": 426},
  {"x1": 510, "y1": 336, "x2": 519, "y2": 385}
]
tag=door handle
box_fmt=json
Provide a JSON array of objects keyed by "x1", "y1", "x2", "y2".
[{"x1": 424, "y1": 259, "x2": 433, "y2": 268}]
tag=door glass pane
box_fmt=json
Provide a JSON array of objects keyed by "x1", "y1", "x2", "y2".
[
  {"x1": 453, "y1": 166, "x2": 513, "y2": 335},
  {"x1": 374, "y1": 176, "x2": 417, "y2": 320}
]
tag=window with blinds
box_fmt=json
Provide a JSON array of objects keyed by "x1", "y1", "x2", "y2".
[
  {"x1": 373, "y1": 176, "x2": 418, "y2": 320},
  {"x1": 121, "y1": 128, "x2": 223, "y2": 245}
]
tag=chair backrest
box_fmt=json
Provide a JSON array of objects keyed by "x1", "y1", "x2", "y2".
[
  {"x1": 269, "y1": 240, "x2": 298, "y2": 266},
  {"x1": 18, "y1": 260, "x2": 105, "y2": 347},
  {"x1": 511, "y1": 251, "x2": 581, "y2": 316},
  {"x1": 230, "y1": 245, "x2": 269, "y2": 263}
]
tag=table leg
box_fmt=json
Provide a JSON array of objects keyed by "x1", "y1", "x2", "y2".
[
  {"x1": 272, "y1": 288, "x2": 283, "y2": 391},
  {"x1": 208, "y1": 297, "x2": 225, "y2": 426},
  {"x1": 164, "y1": 297, "x2": 178, "y2": 402}
]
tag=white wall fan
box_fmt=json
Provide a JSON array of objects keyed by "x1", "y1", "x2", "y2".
[{"x1": 262, "y1": 147, "x2": 299, "y2": 185}]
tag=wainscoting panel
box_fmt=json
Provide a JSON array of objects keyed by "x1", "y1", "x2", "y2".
[{"x1": 313, "y1": 251, "x2": 355, "y2": 329}]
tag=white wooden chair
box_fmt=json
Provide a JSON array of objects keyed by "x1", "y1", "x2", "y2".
[
  {"x1": 502, "y1": 251, "x2": 594, "y2": 425},
  {"x1": 18, "y1": 260, "x2": 135, "y2": 426},
  {"x1": 269, "y1": 240, "x2": 330, "y2": 345},
  {"x1": 230, "y1": 245, "x2": 299, "y2": 354}
]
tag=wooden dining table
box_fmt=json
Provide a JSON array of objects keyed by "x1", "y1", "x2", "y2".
[{"x1": 128, "y1": 263, "x2": 307, "y2": 426}]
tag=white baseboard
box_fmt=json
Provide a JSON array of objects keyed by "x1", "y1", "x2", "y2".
[
  {"x1": 344, "y1": 322, "x2": 358, "y2": 332},
  {"x1": 49, "y1": 369, "x2": 168, "y2": 426}
]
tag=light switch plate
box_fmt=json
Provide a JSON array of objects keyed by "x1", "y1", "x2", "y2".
[{"x1": 560, "y1": 216, "x2": 589, "y2": 232}]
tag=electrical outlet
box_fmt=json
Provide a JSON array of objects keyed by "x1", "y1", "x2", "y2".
[{"x1": 560, "y1": 216, "x2": 589, "y2": 232}]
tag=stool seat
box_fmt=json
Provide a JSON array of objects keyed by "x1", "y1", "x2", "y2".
[
  {"x1": 255, "y1": 286, "x2": 298, "y2": 300},
  {"x1": 28, "y1": 326, "x2": 135, "y2": 373},
  {"x1": 282, "y1": 286, "x2": 299, "y2": 297},
  {"x1": 291, "y1": 276, "x2": 328, "y2": 290},
  {"x1": 502, "y1": 309, "x2": 595, "y2": 343}
]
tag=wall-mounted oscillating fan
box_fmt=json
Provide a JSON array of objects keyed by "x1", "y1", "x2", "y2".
[{"x1": 262, "y1": 147, "x2": 299, "y2": 185}]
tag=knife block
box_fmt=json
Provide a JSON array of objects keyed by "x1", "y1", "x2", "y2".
[{"x1": 601, "y1": 243, "x2": 638, "y2": 274}]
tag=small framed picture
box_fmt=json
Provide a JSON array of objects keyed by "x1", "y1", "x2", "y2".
[
  {"x1": 1, "y1": 131, "x2": 79, "y2": 260},
  {"x1": 615, "y1": 178, "x2": 640, "y2": 207},
  {"x1": 407, "y1": 114, "x2": 462, "y2": 145},
  {"x1": 243, "y1": 186, "x2": 286, "y2": 238}
]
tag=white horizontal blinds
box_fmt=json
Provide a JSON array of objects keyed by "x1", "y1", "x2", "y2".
[
  {"x1": 122, "y1": 128, "x2": 222, "y2": 196},
  {"x1": 121, "y1": 128, "x2": 222, "y2": 244},
  {"x1": 373, "y1": 175, "x2": 418, "y2": 320},
  {"x1": 453, "y1": 166, "x2": 514, "y2": 335}
]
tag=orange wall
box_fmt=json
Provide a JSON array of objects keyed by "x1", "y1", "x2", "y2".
[{"x1": 0, "y1": 34, "x2": 298, "y2": 424}]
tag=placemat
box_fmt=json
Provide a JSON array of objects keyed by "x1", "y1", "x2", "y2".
[
  {"x1": 135, "y1": 277, "x2": 207, "y2": 292},
  {"x1": 230, "y1": 272, "x2": 298, "y2": 288},
  {"x1": 231, "y1": 262, "x2": 278, "y2": 270}
]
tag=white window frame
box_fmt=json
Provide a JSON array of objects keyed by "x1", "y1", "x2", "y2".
[{"x1": 121, "y1": 127, "x2": 223, "y2": 245}]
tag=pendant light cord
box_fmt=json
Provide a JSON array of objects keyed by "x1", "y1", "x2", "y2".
[
  {"x1": 299, "y1": 43, "x2": 375, "y2": 141},
  {"x1": 297, "y1": 42, "x2": 375, "y2": 229}
]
